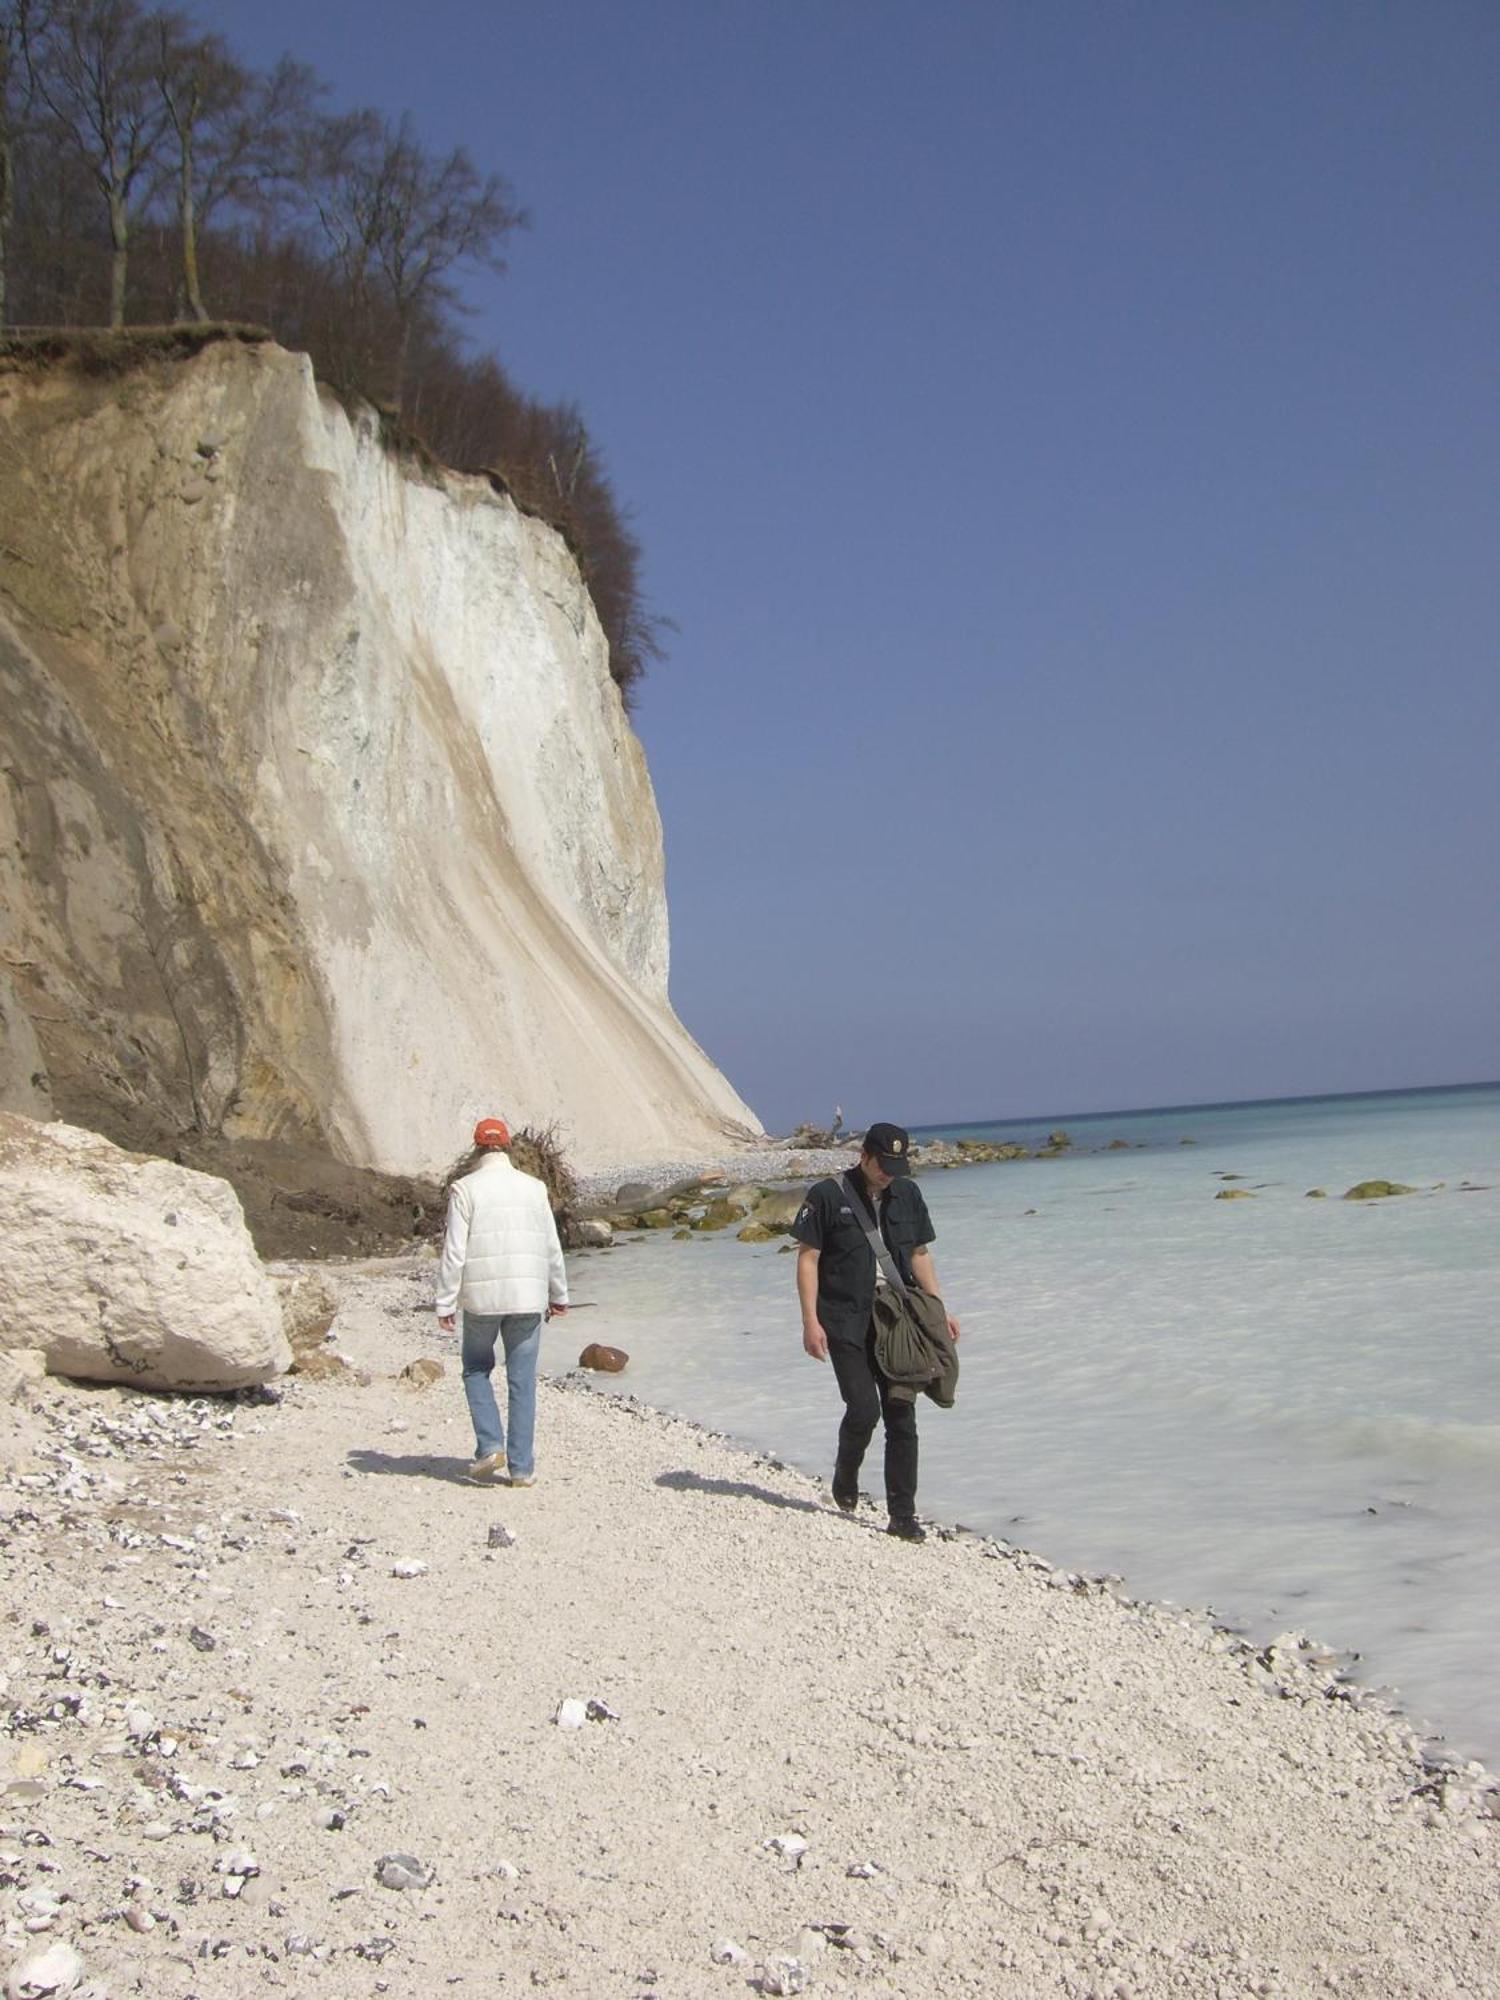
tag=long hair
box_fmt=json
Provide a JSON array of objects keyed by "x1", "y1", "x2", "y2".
[
  {"x1": 442, "y1": 1143, "x2": 491, "y2": 1192},
  {"x1": 440, "y1": 1124, "x2": 578, "y2": 1233}
]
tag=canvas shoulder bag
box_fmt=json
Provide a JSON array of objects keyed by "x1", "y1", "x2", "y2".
[{"x1": 841, "y1": 1171, "x2": 956, "y2": 1404}]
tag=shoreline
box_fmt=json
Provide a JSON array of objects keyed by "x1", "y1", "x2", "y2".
[{"x1": 2, "y1": 1253, "x2": 1496, "y2": 1997}]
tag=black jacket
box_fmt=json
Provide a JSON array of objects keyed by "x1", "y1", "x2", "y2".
[{"x1": 790, "y1": 1170, "x2": 936, "y2": 1348}]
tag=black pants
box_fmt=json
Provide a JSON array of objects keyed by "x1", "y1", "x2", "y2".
[{"x1": 829, "y1": 1328, "x2": 918, "y2": 1520}]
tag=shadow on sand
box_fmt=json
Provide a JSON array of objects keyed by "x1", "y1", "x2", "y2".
[
  {"x1": 655, "y1": 1468, "x2": 826, "y2": 1515},
  {"x1": 346, "y1": 1448, "x2": 477, "y2": 1485}
]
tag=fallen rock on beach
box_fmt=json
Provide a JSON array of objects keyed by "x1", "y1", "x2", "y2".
[
  {"x1": 0, "y1": 1251, "x2": 1495, "y2": 1998},
  {"x1": 0, "y1": 1113, "x2": 289, "y2": 1390}
]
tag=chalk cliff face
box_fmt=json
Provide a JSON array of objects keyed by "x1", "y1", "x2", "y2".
[{"x1": 0, "y1": 338, "x2": 760, "y2": 1173}]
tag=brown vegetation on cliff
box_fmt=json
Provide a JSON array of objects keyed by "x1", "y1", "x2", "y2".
[{"x1": 0, "y1": 0, "x2": 660, "y2": 699}]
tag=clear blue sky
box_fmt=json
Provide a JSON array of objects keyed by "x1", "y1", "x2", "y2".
[{"x1": 195, "y1": 0, "x2": 1498, "y2": 1133}]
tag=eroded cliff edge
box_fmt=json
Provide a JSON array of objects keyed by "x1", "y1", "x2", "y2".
[{"x1": 0, "y1": 336, "x2": 761, "y2": 1180}]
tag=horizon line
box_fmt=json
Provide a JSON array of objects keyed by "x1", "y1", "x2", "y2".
[{"x1": 909, "y1": 1076, "x2": 1499, "y2": 1136}]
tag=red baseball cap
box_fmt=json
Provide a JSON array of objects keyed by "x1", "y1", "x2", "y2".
[{"x1": 473, "y1": 1117, "x2": 511, "y2": 1148}]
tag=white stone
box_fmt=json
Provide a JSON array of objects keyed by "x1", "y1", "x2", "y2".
[
  {"x1": 0, "y1": 1115, "x2": 289, "y2": 1391},
  {"x1": 764, "y1": 1833, "x2": 809, "y2": 1861},
  {"x1": 554, "y1": 1699, "x2": 588, "y2": 1729},
  {"x1": 391, "y1": 1560, "x2": 428, "y2": 1579},
  {"x1": 4, "y1": 1942, "x2": 85, "y2": 1999},
  {"x1": 760, "y1": 1956, "x2": 807, "y2": 1996}
]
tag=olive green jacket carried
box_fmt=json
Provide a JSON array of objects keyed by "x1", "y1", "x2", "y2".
[{"x1": 871, "y1": 1285, "x2": 959, "y2": 1407}]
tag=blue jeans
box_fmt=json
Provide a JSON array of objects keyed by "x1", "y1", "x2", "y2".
[{"x1": 460, "y1": 1312, "x2": 542, "y2": 1473}]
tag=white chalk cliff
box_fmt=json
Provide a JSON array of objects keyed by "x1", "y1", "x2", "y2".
[{"x1": 0, "y1": 336, "x2": 760, "y2": 1173}]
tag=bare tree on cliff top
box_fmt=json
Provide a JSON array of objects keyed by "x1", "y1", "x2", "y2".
[
  {"x1": 24, "y1": 0, "x2": 171, "y2": 326},
  {"x1": 0, "y1": 2, "x2": 43, "y2": 326},
  {"x1": 310, "y1": 106, "x2": 525, "y2": 410},
  {"x1": 154, "y1": 23, "x2": 318, "y2": 322}
]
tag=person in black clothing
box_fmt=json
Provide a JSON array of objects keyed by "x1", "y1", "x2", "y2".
[{"x1": 792, "y1": 1122, "x2": 961, "y2": 1541}]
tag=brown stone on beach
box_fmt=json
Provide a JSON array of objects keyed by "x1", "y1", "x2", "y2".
[
  {"x1": 400, "y1": 1357, "x2": 444, "y2": 1388},
  {"x1": 1343, "y1": 1180, "x2": 1416, "y2": 1201},
  {"x1": 292, "y1": 1347, "x2": 352, "y2": 1381},
  {"x1": 579, "y1": 1343, "x2": 629, "y2": 1373},
  {"x1": 691, "y1": 1198, "x2": 747, "y2": 1231},
  {"x1": 1215, "y1": 1188, "x2": 1257, "y2": 1200},
  {"x1": 750, "y1": 1188, "x2": 805, "y2": 1229},
  {"x1": 269, "y1": 1266, "x2": 341, "y2": 1360}
]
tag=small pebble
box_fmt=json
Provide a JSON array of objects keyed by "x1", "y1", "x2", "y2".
[
  {"x1": 760, "y1": 1956, "x2": 807, "y2": 1997},
  {"x1": 375, "y1": 1853, "x2": 430, "y2": 1891},
  {"x1": 764, "y1": 1834, "x2": 808, "y2": 1862}
]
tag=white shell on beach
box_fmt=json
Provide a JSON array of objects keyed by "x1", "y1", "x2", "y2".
[
  {"x1": 764, "y1": 1833, "x2": 809, "y2": 1862},
  {"x1": 390, "y1": 1559, "x2": 428, "y2": 1579},
  {"x1": 709, "y1": 1939, "x2": 747, "y2": 1965},
  {"x1": 4, "y1": 1942, "x2": 85, "y2": 1999},
  {"x1": 759, "y1": 1955, "x2": 808, "y2": 1996},
  {"x1": 555, "y1": 1699, "x2": 588, "y2": 1729}
]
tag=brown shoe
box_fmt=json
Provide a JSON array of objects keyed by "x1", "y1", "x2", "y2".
[
  {"x1": 469, "y1": 1451, "x2": 507, "y2": 1483},
  {"x1": 508, "y1": 1472, "x2": 536, "y2": 1488}
]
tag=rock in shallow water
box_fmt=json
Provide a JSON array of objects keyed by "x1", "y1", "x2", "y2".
[{"x1": 578, "y1": 1343, "x2": 629, "y2": 1373}]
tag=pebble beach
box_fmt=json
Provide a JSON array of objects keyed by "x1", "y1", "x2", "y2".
[{"x1": 3, "y1": 1242, "x2": 1498, "y2": 2000}]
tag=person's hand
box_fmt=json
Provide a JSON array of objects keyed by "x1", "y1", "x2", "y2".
[
  {"x1": 946, "y1": 1313, "x2": 961, "y2": 1344},
  {"x1": 547, "y1": 1303, "x2": 569, "y2": 1320},
  {"x1": 437, "y1": 1313, "x2": 455, "y2": 1333},
  {"x1": 802, "y1": 1321, "x2": 829, "y2": 1362}
]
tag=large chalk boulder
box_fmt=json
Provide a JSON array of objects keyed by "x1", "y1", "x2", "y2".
[{"x1": 0, "y1": 1113, "x2": 289, "y2": 1390}]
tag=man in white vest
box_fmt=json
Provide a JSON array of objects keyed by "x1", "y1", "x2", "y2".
[{"x1": 436, "y1": 1116, "x2": 569, "y2": 1484}]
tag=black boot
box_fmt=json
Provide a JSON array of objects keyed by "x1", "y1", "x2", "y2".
[
  {"x1": 886, "y1": 1515, "x2": 926, "y2": 1543},
  {"x1": 832, "y1": 1460, "x2": 860, "y2": 1514}
]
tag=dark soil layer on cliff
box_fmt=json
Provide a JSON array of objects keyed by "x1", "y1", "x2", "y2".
[{"x1": 173, "y1": 1133, "x2": 444, "y2": 1260}]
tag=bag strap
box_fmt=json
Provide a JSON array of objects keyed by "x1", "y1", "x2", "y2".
[{"x1": 841, "y1": 1171, "x2": 908, "y2": 1292}]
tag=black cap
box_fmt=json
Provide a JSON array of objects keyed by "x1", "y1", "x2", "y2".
[{"x1": 862, "y1": 1122, "x2": 913, "y2": 1177}]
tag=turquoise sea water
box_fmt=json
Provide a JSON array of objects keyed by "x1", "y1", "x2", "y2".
[{"x1": 568, "y1": 1083, "x2": 1500, "y2": 1763}]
